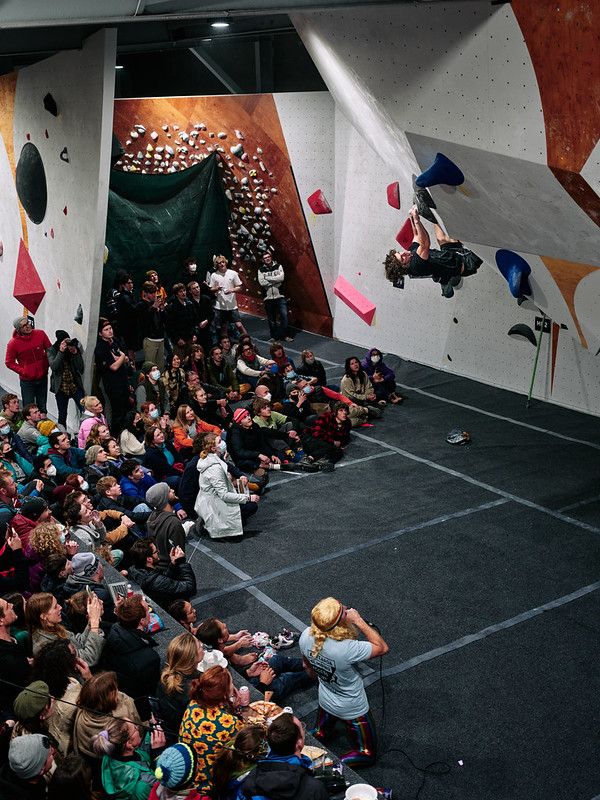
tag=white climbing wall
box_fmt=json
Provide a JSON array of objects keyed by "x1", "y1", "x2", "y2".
[
  {"x1": 0, "y1": 30, "x2": 116, "y2": 423},
  {"x1": 290, "y1": 3, "x2": 600, "y2": 416}
]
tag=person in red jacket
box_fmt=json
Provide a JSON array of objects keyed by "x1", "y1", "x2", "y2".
[{"x1": 5, "y1": 317, "x2": 51, "y2": 413}]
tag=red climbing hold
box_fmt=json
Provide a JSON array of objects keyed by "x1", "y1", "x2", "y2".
[
  {"x1": 307, "y1": 190, "x2": 332, "y2": 215},
  {"x1": 13, "y1": 239, "x2": 46, "y2": 314},
  {"x1": 63, "y1": 206, "x2": 67, "y2": 215},
  {"x1": 395, "y1": 217, "x2": 414, "y2": 250},
  {"x1": 386, "y1": 182, "x2": 401, "y2": 209}
]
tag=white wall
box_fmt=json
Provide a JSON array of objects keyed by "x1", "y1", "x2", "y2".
[
  {"x1": 288, "y1": 3, "x2": 600, "y2": 416},
  {"x1": 0, "y1": 30, "x2": 116, "y2": 424}
]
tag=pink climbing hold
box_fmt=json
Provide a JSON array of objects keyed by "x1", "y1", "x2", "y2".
[
  {"x1": 395, "y1": 217, "x2": 414, "y2": 251},
  {"x1": 333, "y1": 275, "x2": 376, "y2": 326},
  {"x1": 307, "y1": 189, "x2": 332, "y2": 215},
  {"x1": 386, "y1": 182, "x2": 400, "y2": 209}
]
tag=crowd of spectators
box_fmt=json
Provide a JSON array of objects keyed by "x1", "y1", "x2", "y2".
[{"x1": 0, "y1": 258, "x2": 397, "y2": 798}]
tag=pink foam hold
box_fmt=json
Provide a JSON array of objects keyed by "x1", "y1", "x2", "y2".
[
  {"x1": 307, "y1": 189, "x2": 332, "y2": 215},
  {"x1": 386, "y1": 182, "x2": 400, "y2": 209},
  {"x1": 395, "y1": 217, "x2": 414, "y2": 250},
  {"x1": 333, "y1": 275, "x2": 376, "y2": 326}
]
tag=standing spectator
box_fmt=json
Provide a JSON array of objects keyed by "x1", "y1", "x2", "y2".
[
  {"x1": 187, "y1": 279, "x2": 213, "y2": 353},
  {"x1": 94, "y1": 318, "x2": 132, "y2": 435},
  {"x1": 166, "y1": 283, "x2": 196, "y2": 356},
  {"x1": 258, "y1": 251, "x2": 292, "y2": 342},
  {"x1": 5, "y1": 316, "x2": 51, "y2": 413},
  {"x1": 137, "y1": 281, "x2": 166, "y2": 371},
  {"x1": 208, "y1": 255, "x2": 247, "y2": 340},
  {"x1": 114, "y1": 272, "x2": 138, "y2": 362},
  {"x1": 145, "y1": 268, "x2": 168, "y2": 306},
  {"x1": 47, "y1": 331, "x2": 85, "y2": 428}
]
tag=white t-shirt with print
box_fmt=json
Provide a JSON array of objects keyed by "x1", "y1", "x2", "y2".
[{"x1": 209, "y1": 269, "x2": 242, "y2": 311}]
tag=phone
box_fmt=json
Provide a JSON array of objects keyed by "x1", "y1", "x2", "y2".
[
  {"x1": 169, "y1": 539, "x2": 176, "y2": 548},
  {"x1": 85, "y1": 585, "x2": 92, "y2": 597}
]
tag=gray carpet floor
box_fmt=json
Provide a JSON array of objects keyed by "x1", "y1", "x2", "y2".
[{"x1": 183, "y1": 314, "x2": 600, "y2": 799}]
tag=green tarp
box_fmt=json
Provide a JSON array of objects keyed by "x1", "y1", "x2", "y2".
[{"x1": 103, "y1": 153, "x2": 231, "y2": 299}]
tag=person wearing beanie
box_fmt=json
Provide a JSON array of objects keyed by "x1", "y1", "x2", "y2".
[
  {"x1": 5, "y1": 317, "x2": 52, "y2": 414},
  {"x1": 150, "y1": 743, "x2": 201, "y2": 800},
  {"x1": 10, "y1": 496, "x2": 52, "y2": 549},
  {"x1": 12, "y1": 681, "x2": 54, "y2": 739},
  {"x1": 145, "y1": 483, "x2": 186, "y2": 570},
  {"x1": 47, "y1": 330, "x2": 85, "y2": 429},
  {"x1": 63, "y1": 551, "x2": 111, "y2": 605},
  {"x1": 0, "y1": 733, "x2": 54, "y2": 799}
]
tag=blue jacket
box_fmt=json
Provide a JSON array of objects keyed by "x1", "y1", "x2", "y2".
[
  {"x1": 48, "y1": 446, "x2": 86, "y2": 478},
  {"x1": 119, "y1": 473, "x2": 156, "y2": 502}
]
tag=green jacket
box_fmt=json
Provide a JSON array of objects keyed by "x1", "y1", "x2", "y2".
[
  {"x1": 101, "y1": 735, "x2": 155, "y2": 800},
  {"x1": 253, "y1": 411, "x2": 288, "y2": 429}
]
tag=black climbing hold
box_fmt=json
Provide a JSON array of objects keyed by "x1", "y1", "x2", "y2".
[
  {"x1": 43, "y1": 93, "x2": 58, "y2": 117},
  {"x1": 16, "y1": 142, "x2": 47, "y2": 225}
]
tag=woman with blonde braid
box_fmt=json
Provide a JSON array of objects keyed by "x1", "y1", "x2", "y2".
[
  {"x1": 299, "y1": 597, "x2": 388, "y2": 768},
  {"x1": 157, "y1": 632, "x2": 204, "y2": 744}
]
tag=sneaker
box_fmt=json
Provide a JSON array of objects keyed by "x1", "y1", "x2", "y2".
[
  {"x1": 314, "y1": 457, "x2": 335, "y2": 472},
  {"x1": 441, "y1": 282, "x2": 455, "y2": 298},
  {"x1": 269, "y1": 632, "x2": 295, "y2": 650},
  {"x1": 251, "y1": 631, "x2": 270, "y2": 648},
  {"x1": 284, "y1": 336, "x2": 294, "y2": 342},
  {"x1": 377, "y1": 400, "x2": 387, "y2": 408}
]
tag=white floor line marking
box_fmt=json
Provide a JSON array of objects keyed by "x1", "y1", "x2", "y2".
[
  {"x1": 271, "y1": 450, "x2": 395, "y2": 487},
  {"x1": 296, "y1": 579, "x2": 600, "y2": 719},
  {"x1": 557, "y1": 494, "x2": 600, "y2": 513},
  {"x1": 191, "y1": 499, "x2": 507, "y2": 604},
  {"x1": 354, "y1": 431, "x2": 600, "y2": 535}
]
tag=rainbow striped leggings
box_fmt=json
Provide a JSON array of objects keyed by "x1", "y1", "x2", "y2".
[{"x1": 312, "y1": 706, "x2": 378, "y2": 768}]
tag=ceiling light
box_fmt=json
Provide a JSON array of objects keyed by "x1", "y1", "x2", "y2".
[
  {"x1": 211, "y1": 21, "x2": 229, "y2": 29},
  {"x1": 115, "y1": 65, "x2": 124, "y2": 69}
]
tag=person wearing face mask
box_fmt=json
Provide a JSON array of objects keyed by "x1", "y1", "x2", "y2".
[
  {"x1": 361, "y1": 348, "x2": 403, "y2": 405},
  {"x1": 5, "y1": 316, "x2": 52, "y2": 414},
  {"x1": 0, "y1": 439, "x2": 35, "y2": 489},
  {"x1": 32, "y1": 455, "x2": 60, "y2": 502},
  {"x1": 136, "y1": 363, "x2": 170, "y2": 416},
  {"x1": 0, "y1": 415, "x2": 35, "y2": 467}
]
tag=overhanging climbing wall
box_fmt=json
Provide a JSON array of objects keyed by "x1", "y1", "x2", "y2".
[{"x1": 293, "y1": 1, "x2": 600, "y2": 415}]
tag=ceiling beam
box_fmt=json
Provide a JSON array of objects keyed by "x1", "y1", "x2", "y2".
[{"x1": 189, "y1": 44, "x2": 242, "y2": 93}]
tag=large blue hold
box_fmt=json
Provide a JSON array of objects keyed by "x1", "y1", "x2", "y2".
[
  {"x1": 415, "y1": 153, "x2": 465, "y2": 188},
  {"x1": 495, "y1": 249, "x2": 532, "y2": 299}
]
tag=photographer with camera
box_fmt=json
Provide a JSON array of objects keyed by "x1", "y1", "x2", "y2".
[{"x1": 47, "y1": 330, "x2": 85, "y2": 429}]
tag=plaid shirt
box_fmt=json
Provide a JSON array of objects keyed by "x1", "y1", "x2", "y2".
[{"x1": 309, "y1": 411, "x2": 351, "y2": 447}]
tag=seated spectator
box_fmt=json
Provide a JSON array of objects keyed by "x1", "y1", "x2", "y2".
[
  {"x1": 26, "y1": 590, "x2": 105, "y2": 665},
  {"x1": 92, "y1": 716, "x2": 165, "y2": 800},
  {"x1": 47, "y1": 753, "x2": 92, "y2": 800},
  {"x1": 127, "y1": 539, "x2": 196, "y2": 607},
  {"x1": 119, "y1": 411, "x2": 146, "y2": 460},
  {"x1": 195, "y1": 433, "x2": 259, "y2": 540},
  {"x1": 0, "y1": 529, "x2": 28, "y2": 593},
  {"x1": 105, "y1": 438, "x2": 125, "y2": 471},
  {"x1": 11, "y1": 680, "x2": 54, "y2": 740},
  {"x1": 168, "y1": 599, "x2": 198, "y2": 635},
  {"x1": 0, "y1": 469, "x2": 21, "y2": 535},
  {"x1": 252, "y1": 398, "x2": 302, "y2": 451},
  {"x1": 25, "y1": 521, "x2": 75, "y2": 593},
  {"x1": 227, "y1": 408, "x2": 281, "y2": 473},
  {"x1": 0, "y1": 733, "x2": 56, "y2": 800},
  {"x1": 298, "y1": 349, "x2": 328, "y2": 387},
  {"x1": 78, "y1": 395, "x2": 108, "y2": 449},
  {"x1": 0, "y1": 438, "x2": 34, "y2": 489},
  {"x1": 136, "y1": 362, "x2": 170, "y2": 415},
  {"x1": 151, "y1": 743, "x2": 202, "y2": 800},
  {"x1": 282, "y1": 384, "x2": 319, "y2": 426},
  {"x1": 0, "y1": 414, "x2": 35, "y2": 466},
  {"x1": 161, "y1": 353, "x2": 187, "y2": 416},
  {"x1": 179, "y1": 666, "x2": 244, "y2": 793},
  {"x1": 245, "y1": 654, "x2": 315, "y2": 707},
  {"x1": 3, "y1": 590, "x2": 29, "y2": 649},
  {"x1": 63, "y1": 552, "x2": 112, "y2": 604},
  {"x1": 65, "y1": 499, "x2": 130, "y2": 559},
  {"x1": 219, "y1": 335, "x2": 237, "y2": 369},
  {"x1": 143, "y1": 426, "x2": 181, "y2": 487},
  {"x1": 84, "y1": 422, "x2": 112, "y2": 451},
  {"x1": 361, "y1": 348, "x2": 403, "y2": 404},
  {"x1": 11, "y1": 496, "x2": 52, "y2": 548},
  {"x1": 196, "y1": 617, "x2": 257, "y2": 668},
  {"x1": 189, "y1": 387, "x2": 229, "y2": 430},
  {"x1": 120, "y1": 459, "x2": 156, "y2": 503},
  {"x1": 240, "y1": 713, "x2": 328, "y2": 800},
  {"x1": 145, "y1": 483, "x2": 187, "y2": 570},
  {"x1": 72, "y1": 670, "x2": 140, "y2": 759},
  {"x1": 206, "y1": 345, "x2": 243, "y2": 402},
  {"x1": 301, "y1": 402, "x2": 352, "y2": 467},
  {"x1": 340, "y1": 356, "x2": 382, "y2": 419},
  {"x1": 186, "y1": 344, "x2": 212, "y2": 387},
  {"x1": 157, "y1": 632, "x2": 204, "y2": 744},
  {"x1": 32, "y1": 639, "x2": 91, "y2": 757},
  {"x1": 31, "y1": 455, "x2": 59, "y2": 502},
  {"x1": 96, "y1": 475, "x2": 150, "y2": 523},
  {"x1": 84, "y1": 445, "x2": 119, "y2": 490},
  {"x1": 0, "y1": 595, "x2": 31, "y2": 720},
  {"x1": 48, "y1": 431, "x2": 86, "y2": 480},
  {"x1": 17, "y1": 404, "x2": 46, "y2": 455},
  {"x1": 102, "y1": 593, "x2": 160, "y2": 703},
  {"x1": 1, "y1": 392, "x2": 23, "y2": 431},
  {"x1": 212, "y1": 725, "x2": 266, "y2": 800},
  {"x1": 172, "y1": 404, "x2": 220, "y2": 456},
  {"x1": 40, "y1": 552, "x2": 72, "y2": 604},
  {"x1": 236, "y1": 342, "x2": 275, "y2": 390}
]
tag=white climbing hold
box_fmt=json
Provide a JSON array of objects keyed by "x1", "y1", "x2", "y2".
[
  {"x1": 235, "y1": 130, "x2": 244, "y2": 140},
  {"x1": 150, "y1": 131, "x2": 159, "y2": 141}
]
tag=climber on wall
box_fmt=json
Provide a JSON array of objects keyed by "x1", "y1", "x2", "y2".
[{"x1": 384, "y1": 205, "x2": 482, "y2": 298}]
